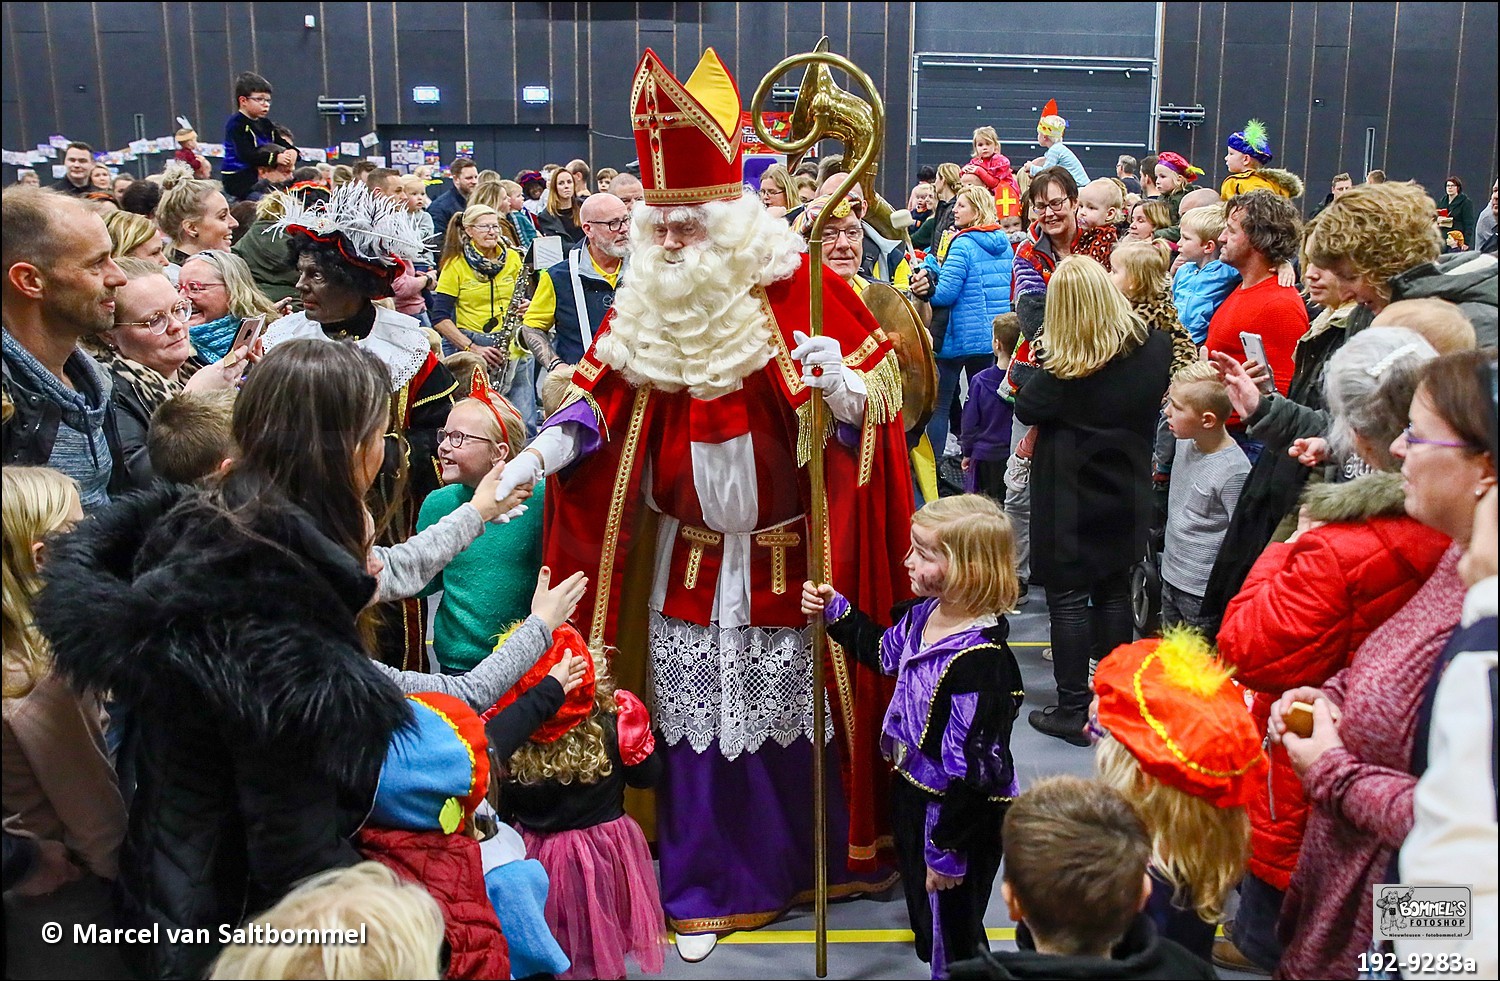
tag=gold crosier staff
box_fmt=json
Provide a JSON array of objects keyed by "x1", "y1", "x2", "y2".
[{"x1": 751, "y1": 45, "x2": 885, "y2": 978}]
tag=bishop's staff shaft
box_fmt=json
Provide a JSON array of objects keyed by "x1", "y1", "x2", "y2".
[{"x1": 751, "y1": 48, "x2": 886, "y2": 979}]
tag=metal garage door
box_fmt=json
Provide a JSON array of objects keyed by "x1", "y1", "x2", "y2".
[{"x1": 911, "y1": 52, "x2": 1159, "y2": 182}]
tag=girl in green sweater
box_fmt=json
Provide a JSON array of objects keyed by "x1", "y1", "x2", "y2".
[{"x1": 419, "y1": 370, "x2": 547, "y2": 674}]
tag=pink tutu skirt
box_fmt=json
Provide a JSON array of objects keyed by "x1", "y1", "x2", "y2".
[{"x1": 520, "y1": 815, "x2": 666, "y2": 979}]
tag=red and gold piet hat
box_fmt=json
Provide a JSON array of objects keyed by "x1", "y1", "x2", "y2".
[
  {"x1": 1094, "y1": 627, "x2": 1266, "y2": 808},
  {"x1": 631, "y1": 47, "x2": 744, "y2": 206}
]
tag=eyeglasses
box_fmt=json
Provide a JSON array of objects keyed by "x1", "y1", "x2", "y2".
[
  {"x1": 825, "y1": 226, "x2": 863, "y2": 245},
  {"x1": 179, "y1": 280, "x2": 226, "y2": 297},
  {"x1": 469, "y1": 223, "x2": 502, "y2": 233},
  {"x1": 1034, "y1": 197, "x2": 1074, "y2": 215},
  {"x1": 1401, "y1": 425, "x2": 1474, "y2": 451},
  {"x1": 246, "y1": 95, "x2": 272, "y2": 105},
  {"x1": 116, "y1": 301, "x2": 192, "y2": 335},
  {"x1": 585, "y1": 217, "x2": 631, "y2": 232},
  {"x1": 437, "y1": 429, "x2": 497, "y2": 449}
]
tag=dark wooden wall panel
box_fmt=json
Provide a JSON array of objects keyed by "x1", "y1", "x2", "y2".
[{"x1": 5, "y1": 2, "x2": 1490, "y2": 211}]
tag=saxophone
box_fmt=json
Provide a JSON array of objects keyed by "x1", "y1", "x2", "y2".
[{"x1": 489, "y1": 247, "x2": 535, "y2": 371}]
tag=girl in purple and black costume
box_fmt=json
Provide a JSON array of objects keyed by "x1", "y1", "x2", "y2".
[{"x1": 802, "y1": 494, "x2": 1024, "y2": 980}]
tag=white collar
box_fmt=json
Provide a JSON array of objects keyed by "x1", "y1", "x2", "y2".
[{"x1": 263, "y1": 307, "x2": 431, "y2": 391}]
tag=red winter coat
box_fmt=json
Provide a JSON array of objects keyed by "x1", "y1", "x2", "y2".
[
  {"x1": 358, "y1": 827, "x2": 510, "y2": 980},
  {"x1": 1216, "y1": 473, "x2": 1449, "y2": 891}
]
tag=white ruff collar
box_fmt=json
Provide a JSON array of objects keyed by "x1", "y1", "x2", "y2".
[{"x1": 263, "y1": 308, "x2": 431, "y2": 391}]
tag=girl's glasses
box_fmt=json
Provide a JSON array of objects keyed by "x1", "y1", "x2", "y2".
[{"x1": 437, "y1": 429, "x2": 497, "y2": 449}]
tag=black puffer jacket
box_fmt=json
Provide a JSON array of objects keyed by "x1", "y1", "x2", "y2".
[{"x1": 35, "y1": 484, "x2": 410, "y2": 980}]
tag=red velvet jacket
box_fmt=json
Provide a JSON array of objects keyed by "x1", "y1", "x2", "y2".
[
  {"x1": 358, "y1": 827, "x2": 509, "y2": 981},
  {"x1": 1216, "y1": 474, "x2": 1449, "y2": 890}
]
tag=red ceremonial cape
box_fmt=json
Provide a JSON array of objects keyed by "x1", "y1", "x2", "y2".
[{"x1": 542, "y1": 256, "x2": 913, "y2": 869}]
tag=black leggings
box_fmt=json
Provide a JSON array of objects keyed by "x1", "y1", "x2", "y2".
[{"x1": 1044, "y1": 571, "x2": 1135, "y2": 713}]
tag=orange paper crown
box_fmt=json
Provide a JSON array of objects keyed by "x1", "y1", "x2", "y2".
[
  {"x1": 631, "y1": 47, "x2": 745, "y2": 206},
  {"x1": 1093, "y1": 628, "x2": 1266, "y2": 808}
]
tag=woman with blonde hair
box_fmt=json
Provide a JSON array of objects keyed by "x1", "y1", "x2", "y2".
[
  {"x1": 105, "y1": 209, "x2": 169, "y2": 267},
  {"x1": 913, "y1": 161, "x2": 964, "y2": 249},
  {"x1": 535, "y1": 167, "x2": 584, "y2": 244},
  {"x1": 3, "y1": 466, "x2": 129, "y2": 978},
  {"x1": 177, "y1": 249, "x2": 282, "y2": 362},
  {"x1": 758, "y1": 163, "x2": 799, "y2": 221},
  {"x1": 432, "y1": 204, "x2": 528, "y2": 412},
  {"x1": 156, "y1": 167, "x2": 238, "y2": 266},
  {"x1": 1110, "y1": 238, "x2": 1198, "y2": 375},
  {"x1": 1016, "y1": 255, "x2": 1172, "y2": 745}
]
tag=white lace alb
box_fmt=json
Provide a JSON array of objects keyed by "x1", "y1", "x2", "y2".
[{"x1": 649, "y1": 612, "x2": 834, "y2": 760}]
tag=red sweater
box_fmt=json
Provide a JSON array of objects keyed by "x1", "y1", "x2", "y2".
[
  {"x1": 1204, "y1": 276, "x2": 1308, "y2": 426},
  {"x1": 1217, "y1": 505, "x2": 1450, "y2": 891}
]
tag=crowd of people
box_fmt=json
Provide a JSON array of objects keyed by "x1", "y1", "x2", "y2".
[{"x1": 3, "y1": 52, "x2": 1497, "y2": 981}]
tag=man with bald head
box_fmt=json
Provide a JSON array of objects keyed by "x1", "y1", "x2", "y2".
[
  {"x1": 607, "y1": 172, "x2": 644, "y2": 211},
  {"x1": 2, "y1": 187, "x2": 129, "y2": 507},
  {"x1": 1178, "y1": 186, "x2": 1223, "y2": 216},
  {"x1": 519, "y1": 191, "x2": 631, "y2": 372}
]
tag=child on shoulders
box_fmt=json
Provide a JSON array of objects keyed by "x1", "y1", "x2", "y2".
[
  {"x1": 962, "y1": 126, "x2": 1022, "y2": 215},
  {"x1": 803, "y1": 495, "x2": 1024, "y2": 979}
]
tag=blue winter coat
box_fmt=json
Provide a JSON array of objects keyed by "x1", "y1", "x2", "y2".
[{"x1": 923, "y1": 227, "x2": 1014, "y2": 359}]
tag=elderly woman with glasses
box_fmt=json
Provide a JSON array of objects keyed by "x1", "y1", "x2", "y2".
[
  {"x1": 97, "y1": 259, "x2": 243, "y2": 487},
  {"x1": 177, "y1": 249, "x2": 282, "y2": 363}
]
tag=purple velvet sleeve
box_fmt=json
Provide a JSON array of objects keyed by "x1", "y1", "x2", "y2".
[
  {"x1": 924, "y1": 800, "x2": 968, "y2": 878},
  {"x1": 940, "y1": 692, "x2": 979, "y2": 782},
  {"x1": 823, "y1": 589, "x2": 852, "y2": 623},
  {"x1": 539, "y1": 399, "x2": 604, "y2": 462}
]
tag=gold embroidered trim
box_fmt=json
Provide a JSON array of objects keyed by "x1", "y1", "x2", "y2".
[
  {"x1": 641, "y1": 182, "x2": 745, "y2": 205},
  {"x1": 589, "y1": 387, "x2": 651, "y2": 650},
  {"x1": 822, "y1": 512, "x2": 856, "y2": 749},
  {"x1": 897, "y1": 766, "x2": 1015, "y2": 804},
  {"x1": 855, "y1": 352, "x2": 902, "y2": 486},
  {"x1": 576, "y1": 357, "x2": 602, "y2": 383},
  {"x1": 842, "y1": 333, "x2": 883, "y2": 367},
  {"x1": 1134, "y1": 649, "x2": 1264, "y2": 779},
  {"x1": 629, "y1": 55, "x2": 735, "y2": 162},
  {"x1": 678, "y1": 525, "x2": 723, "y2": 591},
  {"x1": 410, "y1": 377, "x2": 458, "y2": 409},
  {"x1": 753, "y1": 527, "x2": 801, "y2": 595},
  {"x1": 667, "y1": 873, "x2": 898, "y2": 936}
]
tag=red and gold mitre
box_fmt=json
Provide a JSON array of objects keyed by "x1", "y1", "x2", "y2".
[{"x1": 631, "y1": 47, "x2": 744, "y2": 206}]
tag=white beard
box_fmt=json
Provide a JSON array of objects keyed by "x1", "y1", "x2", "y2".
[{"x1": 596, "y1": 194, "x2": 805, "y2": 401}]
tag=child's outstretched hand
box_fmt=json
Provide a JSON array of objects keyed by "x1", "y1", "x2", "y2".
[
  {"x1": 474, "y1": 459, "x2": 533, "y2": 523},
  {"x1": 532, "y1": 566, "x2": 589, "y2": 631},
  {"x1": 546, "y1": 651, "x2": 588, "y2": 694},
  {"x1": 801, "y1": 581, "x2": 835, "y2": 616}
]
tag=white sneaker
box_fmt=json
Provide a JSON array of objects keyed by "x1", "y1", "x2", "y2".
[{"x1": 676, "y1": 931, "x2": 719, "y2": 962}]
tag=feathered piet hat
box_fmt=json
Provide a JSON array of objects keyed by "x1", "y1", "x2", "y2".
[
  {"x1": 631, "y1": 47, "x2": 744, "y2": 206},
  {"x1": 1155, "y1": 151, "x2": 1204, "y2": 183},
  {"x1": 1093, "y1": 627, "x2": 1266, "y2": 808},
  {"x1": 271, "y1": 182, "x2": 424, "y2": 289},
  {"x1": 371, "y1": 691, "x2": 491, "y2": 834},
  {"x1": 482, "y1": 623, "x2": 597, "y2": 743},
  {"x1": 1037, "y1": 99, "x2": 1068, "y2": 141},
  {"x1": 1226, "y1": 119, "x2": 1274, "y2": 163}
]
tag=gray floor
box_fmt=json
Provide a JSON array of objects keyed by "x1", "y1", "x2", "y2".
[{"x1": 619, "y1": 594, "x2": 1260, "y2": 980}]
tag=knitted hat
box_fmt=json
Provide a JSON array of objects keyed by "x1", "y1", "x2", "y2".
[
  {"x1": 1093, "y1": 628, "x2": 1266, "y2": 808},
  {"x1": 1154, "y1": 151, "x2": 1204, "y2": 182},
  {"x1": 484, "y1": 623, "x2": 597, "y2": 744},
  {"x1": 1226, "y1": 119, "x2": 1274, "y2": 163},
  {"x1": 371, "y1": 691, "x2": 491, "y2": 834},
  {"x1": 1037, "y1": 100, "x2": 1068, "y2": 141}
]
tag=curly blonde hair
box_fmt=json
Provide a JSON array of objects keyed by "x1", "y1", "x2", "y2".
[
  {"x1": 1110, "y1": 238, "x2": 1173, "y2": 303},
  {"x1": 1094, "y1": 735, "x2": 1250, "y2": 923},
  {"x1": 506, "y1": 654, "x2": 620, "y2": 786},
  {"x1": 1303, "y1": 182, "x2": 1442, "y2": 305},
  {"x1": 1036, "y1": 256, "x2": 1150, "y2": 379}
]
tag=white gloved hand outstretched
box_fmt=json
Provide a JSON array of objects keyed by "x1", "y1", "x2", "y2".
[
  {"x1": 791, "y1": 330, "x2": 848, "y2": 394},
  {"x1": 496, "y1": 451, "x2": 543, "y2": 502}
]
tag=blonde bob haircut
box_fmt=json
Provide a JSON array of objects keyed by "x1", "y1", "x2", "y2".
[
  {"x1": 954, "y1": 185, "x2": 999, "y2": 226},
  {"x1": 759, "y1": 163, "x2": 798, "y2": 205},
  {"x1": 1110, "y1": 238, "x2": 1173, "y2": 303},
  {"x1": 912, "y1": 494, "x2": 1019, "y2": 615},
  {"x1": 1095, "y1": 734, "x2": 1250, "y2": 924},
  {"x1": 1038, "y1": 256, "x2": 1151, "y2": 379},
  {"x1": 104, "y1": 209, "x2": 160, "y2": 259},
  {"x1": 207, "y1": 862, "x2": 446, "y2": 980},
  {"x1": 2, "y1": 467, "x2": 81, "y2": 699},
  {"x1": 972, "y1": 125, "x2": 1000, "y2": 151},
  {"x1": 1303, "y1": 182, "x2": 1442, "y2": 306}
]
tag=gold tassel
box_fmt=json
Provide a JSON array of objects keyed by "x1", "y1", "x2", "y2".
[{"x1": 557, "y1": 383, "x2": 610, "y2": 441}]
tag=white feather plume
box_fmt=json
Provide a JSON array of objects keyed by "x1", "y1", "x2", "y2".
[{"x1": 269, "y1": 182, "x2": 424, "y2": 268}]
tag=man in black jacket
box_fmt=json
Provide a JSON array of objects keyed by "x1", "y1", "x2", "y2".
[
  {"x1": 49, "y1": 142, "x2": 95, "y2": 196},
  {"x1": 427, "y1": 156, "x2": 480, "y2": 248},
  {"x1": 1, "y1": 187, "x2": 128, "y2": 509}
]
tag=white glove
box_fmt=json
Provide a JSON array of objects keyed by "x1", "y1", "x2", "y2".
[
  {"x1": 792, "y1": 330, "x2": 867, "y2": 426},
  {"x1": 494, "y1": 504, "x2": 528, "y2": 525},
  {"x1": 496, "y1": 452, "x2": 543, "y2": 502},
  {"x1": 791, "y1": 330, "x2": 848, "y2": 393}
]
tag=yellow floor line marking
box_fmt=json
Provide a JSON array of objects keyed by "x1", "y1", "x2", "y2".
[{"x1": 674, "y1": 924, "x2": 1225, "y2": 945}]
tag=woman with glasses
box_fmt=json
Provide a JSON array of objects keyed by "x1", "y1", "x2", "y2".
[
  {"x1": 95, "y1": 259, "x2": 244, "y2": 487},
  {"x1": 432, "y1": 204, "x2": 528, "y2": 373},
  {"x1": 1215, "y1": 328, "x2": 1450, "y2": 974},
  {"x1": 1262, "y1": 348, "x2": 1494, "y2": 979},
  {"x1": 177, "y1": 249, "x2": 281, "y2": 364},
  {"x1": 758, "y1": 163, "x2": 800, "y2": 222}
]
